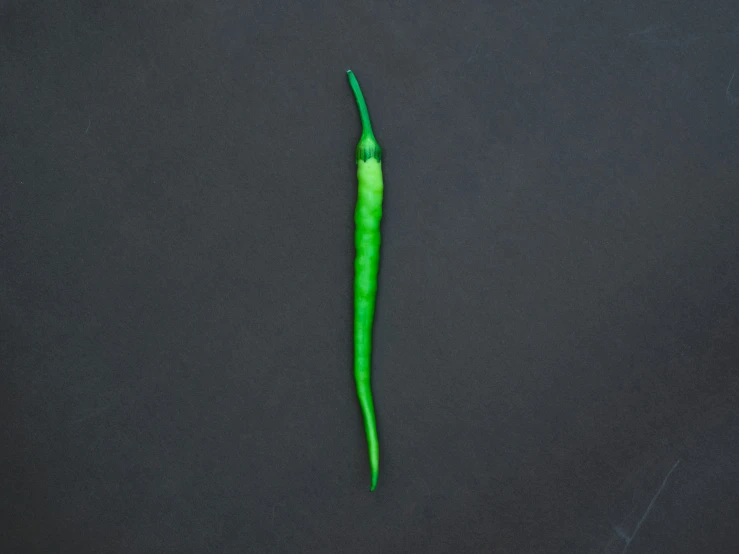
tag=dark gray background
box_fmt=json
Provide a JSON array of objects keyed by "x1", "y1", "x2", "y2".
[{"x1": 3, "y1": 1, "x2": 739, "y2": 552}]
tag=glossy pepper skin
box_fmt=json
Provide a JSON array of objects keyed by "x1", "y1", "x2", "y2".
[{"x1": 347, "y1": 70, "x2": 383, "y2": 491}]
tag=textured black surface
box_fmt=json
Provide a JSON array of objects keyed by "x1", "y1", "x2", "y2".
[{"x1": 3, "y1": 1, "x2": 739, "y2": 552}]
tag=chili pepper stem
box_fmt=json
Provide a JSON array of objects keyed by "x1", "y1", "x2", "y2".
[{"x1": 347, "y1": 70, "x2": 382, "y2": 163}]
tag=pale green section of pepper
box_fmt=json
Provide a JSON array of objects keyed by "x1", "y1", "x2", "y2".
[{"x1": 354, "y1": 158, "x2": 383, "y2": 492}]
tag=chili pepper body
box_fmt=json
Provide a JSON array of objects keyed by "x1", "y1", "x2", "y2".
[{"x1": 347, "y1": 70, "x2": 383, "y2": 491}]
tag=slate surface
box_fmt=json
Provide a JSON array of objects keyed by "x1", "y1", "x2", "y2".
[{"x1": 3, "y1": 1, "x2": 739, "y2": 552}]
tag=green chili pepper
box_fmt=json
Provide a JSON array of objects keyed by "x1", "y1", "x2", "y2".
[{"x1": 347, "y1": 69, "x2": 383, "y2": 491}]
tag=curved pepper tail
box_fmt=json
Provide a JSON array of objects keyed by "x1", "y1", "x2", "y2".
[{"x1": 369, "y1": 442, "x2": 379, "y2": 491}]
